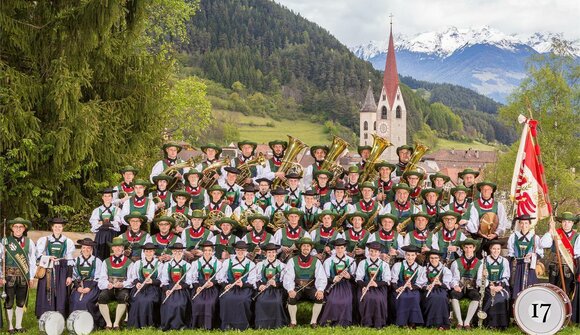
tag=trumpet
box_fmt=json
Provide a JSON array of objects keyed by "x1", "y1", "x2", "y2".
[
  {"x1": 236, "y1": 153, "x2": 266, "y2": 186},
  {"x1": 272, "y1": 135, "x2": 308, "y2": 188},
  {"x1": 359, "y1": 134, "x2": 392, "y2": 183},
  {"x1": 199, "y1": 157, "x2": 231, "y2": 189}
]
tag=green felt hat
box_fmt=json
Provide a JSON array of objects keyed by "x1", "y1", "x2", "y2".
[
  {"x1": 396, "y1": 145, "x2": 414, "y2": 155},
  {"x1": 556, "y1": 212, "x2": 578, "y2": 223},
  {"x1": 8, "y1": 217, "x2": 31, "y2": 229},
  {"x1": 438, "y1": 210, "x2": 461, "y2": 221},
  {"x1": 359, "y1": 181, "x2": 376, "y2": 191},
  {"x1": 200, "y1": 143, "x2": 222, "y2": 156},
  {"x1": 189, "y1": 209, "x2": 207, "y2": 220},
  {"x1": 162, "y1": 142, "x2": 183, "y2": 153},
  {"x1": 172, "y1": 190, "x2": 191, "y2": 202},
  {"x1": 476, "y1": 180, "x2": 497, "y2": 193},
  {"x1": 119, "y1": 165, "x2": 139, "y2": 175},
  {"x1": 421, "y1": 188, "x2": 442, "y2": 199},
  {"x1": 429, "y1": 172, "x2": 450, "y2": 184},
  {"x1": 357, "y1": 145, "x2": 372, "y2": 155},
  {"x1": 450, "y1": 184, "x2": 471, "y2": 194},
  {"x1": 347, "y1": 165, "x2": 361, "y2": 174},
  {"x1": 207, "y1": 185, "x2": 226, "y2": 195},
  {"x1": 374, "y1": 161, "x2": 396, "y2": 172},
  {"x1": 217, "y1": 217, "x2": 238, "y2": 227},
  {"x1": 459, "y1": 238, "x2": 481, "y2": 248},
  {"x1": 108, "y1": 236, "x2": 128, "y2": 248},
  {"x1": 347, "y1": 211, "x2": 368, "y2": 222},
  {"x1": 392, "y1": 183, "x2": 412, "y2": 193},
  {"x1": 411, "y1": 212, "x2": 432, "y2": 221},
  {"x1": 184, "y1": 169, "x2": 203, "y2": 180},
  {"x1": 314, "y1": 169, "x2": 333, "y2": 180},
  {"x1": 152, "y1": 173, "x2": 174, "y2": 183},
  {"x1": 458, "y1": 168, "x2": 480, "y2": 179},
  {"x1": 237, "y1": 140, "x2": 257, "y2": 151},
  {"x1": 316, "y1": 210, "x2": 338, "y2": 222},
  {"x1": 132, "y1": 179, "x2": 150, "y2": 188},
  {"x1": 377, "y1": 213, "x2": 399, "y2": 225},
  {"x1": 284, "y1": 207, "x2": 304, "y2": 218},
  {"x1": 153, "y1": 215, "x2": 176, "y2": 227},
  {"x1": 248, "y1": 214, "x2": 270, "y2": 225},
  {"x1": 124, "y1": 211, "x2": 147, "y2": 223},
  {"x1": 403, "y1": 169, "x2": 424, "y2": 180},
  {"x1": 296, "y1": 237, "x2": 315, "y2": 247},
  {"x1": 310, "y1": 145, "x2": 329, "y2": 157},
  {"x1": 268, "y1": 140, "x2": 288, "y2": 150}
]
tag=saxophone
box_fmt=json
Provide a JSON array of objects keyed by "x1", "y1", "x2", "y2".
[
  {"x1": 199, "y1": 157, "x2": 231, "y2": 189},
  {"x1": 359, "y1": 134, "x2": 392, "y2": 183},
  {"x1": 235, "y1": 153, "x2": 266, "y2": 186},
  {"x1": 272, "y1": 135, "x2": 308, "y2": 188}
]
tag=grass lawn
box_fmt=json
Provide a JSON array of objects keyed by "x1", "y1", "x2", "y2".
[
  {"x1": 434, "y1": 138, "x2": 497, "y2": 151},
  {"x1": 15, "y1": 289, "x2": 580, "y2": 334}
]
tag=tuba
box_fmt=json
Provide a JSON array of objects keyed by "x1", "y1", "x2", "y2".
[
  {"x1": 359, "y1": 134, "x2": 392, "y2": 183},
  {"x1": 199, "y1": 157, "x2": 231, "y2": 189},
  {"x1": 235, "y1": 152, "x2": 266, "y2": 186},
  {"x1": 163, "y1": 156, "x2": 203, "y2": 190},
  {"x1": 403, "y1": 143, "x2": 429, "y2": 174},
  {"x1": 272, "y1": 135, "x2": 308, "y2": 188},
  {"x1": 318, "y1": 136, "x2": 349, "y2": 187}
]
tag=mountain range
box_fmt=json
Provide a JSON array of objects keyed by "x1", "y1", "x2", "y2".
[{"x1": 351, "y1": 26, "x2": 580, "y2": 102}]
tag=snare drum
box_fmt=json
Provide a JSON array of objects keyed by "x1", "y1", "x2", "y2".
[
  {"x1": 513, "y1": 283, "x2": 572, "y2": 335},
  {"x1": 39, "y1": 311, "x2": 65, "y2": 335},
  {"x1": 66, "y1": 310, "x2": 94, "y2": 335}
]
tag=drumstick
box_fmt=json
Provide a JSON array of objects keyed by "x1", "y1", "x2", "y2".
[
  {"x1": 219, "y1": 264, "x2": 257, "y2": 298},
  {"x1": 359, "y1": 268, "x2": 379, "y2": 302},
  {"x1": 79, "y1": 280, "x2": 85, "y2": 301},
  {"x1": 161, "y1": 272, "x2": 187, "y2": 304},
  {"x1": 133, "y1": 265, "x2": 159, "y2": 297},
  {"x1": 395, "y1": 268, "x2": 419, "y2": 300}
]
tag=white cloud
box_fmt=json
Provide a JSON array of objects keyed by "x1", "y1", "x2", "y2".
[{"x1": 275, "y1": 0, "x2": 580, "y2": 46}]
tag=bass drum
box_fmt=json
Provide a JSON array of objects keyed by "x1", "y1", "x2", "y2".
[
  {"x1": 39, "y1": 311, "x2": 65, "y2": 335},
  {"x1": 66, "y1": 310, "x2": 94, "y2": 335},
  {"x1": 513, "y1": 283, "x2": 571, "y2": 335}
]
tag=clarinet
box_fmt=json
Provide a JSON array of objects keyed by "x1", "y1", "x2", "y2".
[{"x1": 477, "y1": 251, "x2": 488, "y2": 326}]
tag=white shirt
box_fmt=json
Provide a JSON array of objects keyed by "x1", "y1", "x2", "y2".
[
  {"x1": 186, "y1": 255, "x2": 222, "y2": 286},
  {"x1": 35, "y1": 234, "x2": 75, "y2": 266},
  {"x1": 507, "y1": 231, "x2": 552, "y2": 269},
  {"x1": 476, "y1": 255, "x2": 511, "y2": 288},
  {"x1": 72, "y1": 255, "x2": 103, "y2": 281},
  {"x1": 355, "y1": 257, "x2": 392, "y2": 283},
  {"x1": 97, "y1": 255, "x2": 133, "y2": 290},
  {"x1": 159, "y1": 259, "x2": 191, "y2": 286},
  {"x1": 420, "y1": 263, "x2": 453, "y2": 290},
  {"x1": 391, "y1": 260, "x2": 427, "y2": 287},
  {"x1": 466, "y1": 198, "x2": 510, "y2": 236},
  {"x1": 89, "y1": 204, "x2": 122, "y2": 232},
  {"x1": 120, "y1": 196, "x2": 155, "y2": 224},
  {"x1": 217, "y1": 256, "x2": 256, "y2": 286},
  {"x1": 283, "y1": 256, "x2": 327, "y2": 292},
  {"x1": 323, "y1": 254, "x2": 357, "y2": 278},
  {"x1": 127, "y1": 258, "x2": 161, "y2": 286}
]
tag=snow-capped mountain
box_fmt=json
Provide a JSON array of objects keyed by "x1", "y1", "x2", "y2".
[{"x1": 350, "y1": 26, "x2": 579, "y2": 102}]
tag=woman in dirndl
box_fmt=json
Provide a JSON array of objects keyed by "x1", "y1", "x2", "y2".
[
  {"x1": 35, "y1": 218, "x2": 75, "y2": 318},
  {"x1": 355, "y1": 241, "x2": 391, "y2": 328},
  {"x1": 253, "y1": 243, "x2": 288, "y2": 329},
  {"x1": 188, "y1": 241, "x2": 222, "y2": 329},
  {"x1": 127, "y1": 242, "x2": 162, "y2": 328},
  {"x1": 217, "y1": 240, "x2": 256, "y2": 330},
  {"x1": 159, "y1": 243, "x2": 191, "y2": 330},
  {"x1": 477, "y1": 240, "x2": 511, "y2": 330},
  {"x1": 69, "y1": 238, "x2": 104, "y2": 327},
  {"x1": 421, "y1": 250, "x2": 452, "y2": 330},
  {"x1": 90, "y1": 188, "x2": 122, "y2": 260},
  {"x1": 391, "y1": 245, "x2": 426, "y2": 328},
  {"x1": 319, "y1": 238, "x2": 356, "y2": 327}
]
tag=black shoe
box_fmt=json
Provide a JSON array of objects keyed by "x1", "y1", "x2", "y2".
[{"x1": 16, "y1": 328, "x2": 26, "y2": 333}]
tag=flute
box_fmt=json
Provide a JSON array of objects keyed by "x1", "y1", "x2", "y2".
[{"x1": 395, "y1": 268, "x2": 419, "y2": 300}]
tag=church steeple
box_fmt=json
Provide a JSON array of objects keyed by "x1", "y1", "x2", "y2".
[
  {"x1": 383, "y1": 17, "x2": 399, "y2": 109},
  {"x1": 360, "y1": 80, "x2": 377, "y2": 113}
]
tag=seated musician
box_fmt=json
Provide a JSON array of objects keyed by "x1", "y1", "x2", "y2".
[
  {"x1": 380, "y1": 183, "x2": 417, "y2": 229},
  {"x1": 253, "y1": 243, "x2": 288, "y2": 329},
  {"x1": 353, "y1": 181, "x2": 382, "y2": 228},
  {"x1": 151, "y1": 216, "x2": 182, "y2": 263},
  {"x1": 97, "y1": 237, "x2": 132, "y2": 330},
  {"x1": 120, "y1": 212, "x2": 151, "y2": 262},
  {"x1": 183, "y1": 170, "x2": 208, "y2": 211},
  {"x1": 421, "y1": 250, "x2": 452, "y2": 330},
  {"x1": 310, "y1": 210, "x2": 341, "y2": 261},
  {"x1": 120, "y1": 179, "x2": 155, "y2": 233},
  {"x1": 373, "y1": 161, "x2": 396, "y2": 206},
  {"x1": 204, "y1": 185, "x2": 233, "y2": 217},
  {"x1": 285, "y1": 172, "x2": 303, "y2": 208},
  {"x1": 283, "y1": 237, "x2": 327, "y2": 328},
  {"x1": 391, "y1": 245, "x2": 426, "y2": 328},
  {"x1": 311, "y1": 170, "x2": 333, "y2": 207},
  {"x1": 402, "y1": 169, "x2": 423, "y2": 204},
  {"x1": 466, "y1": 181, "x2": 509, "y2": 244},
  {"x1": 90, "y1": 188, "x2": 121, "y2": 260},
  {"x1": 255, "y1": 178, "x2": 273, "y2": 211},
  {"x1": 300, "y1": 190, "x2": 321, "y2": 230},
  {"x1": 127, "y1": 242, "x2": 162, "y2": 328},
  {"x1": 367, "y1": 214, "x2": 403, "y2": 265},
  {"x1": 181, "y1": 210, "x2": 215, "y2": 262},
  {"x1": 394, "y1": 145, "x2": 413, "y2": 177},
  {"x1": 273, "y1": 207, "x2": 308, "y2": 261},
  {"x1": 430, "y1": 211, "x2": 467, "y2": 265},
  {"x1": 218, "y1": 167, "x2": 242, "y2": 209},
  {"x1": 264, "y1": 187, "x2": 290, "y2": 222},
  {"x1": 159, "y1": 242, "x2": 191, "y2": 331},
  {"x1": 345, "y1": 166, "x2": 362, "y2": 204},
  {"x1": 213, "y1": 218, "x2": 239, "y2": 261},
  {"x1": 112, "y1": 165, "x2": 138, "y2": 206},
  {"x1": 187, "y1": 241, "x2": 222, "y2": 329},
  {"x1": 344, "y1": 212, "x2": 371, "y2": 264},
  {"x1": 477, "y1": 240, "x2": 511, "y2": 330},
  {"x1": 242, "y1": 214, "x2": 274, "y2": 262},
  {"x1": 418, "y1": 188, "x2": 447, "y2": 230},
  {"x1": 449, "y1": 238, "x2": 481, "y2": 330},
  {"x1": 149, "y1": 142, "x2": 184, "y2": 183},
  {"x1": 70, "y1": 238, "x2": 103, "y2": 328}
]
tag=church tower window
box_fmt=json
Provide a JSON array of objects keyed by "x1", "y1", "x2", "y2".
[
  {"x1": 363, "y1": 121, "x2": 368, "y2": 130},
  {"x1": 396, "y1": 106, "x2": 402, "y2": 119},
  {"x1": 373, "y1": 121, "x2": 376, "y2": 130},
  {"x1": 381, "y1": 106, "x2": 387, "y2": 119}
]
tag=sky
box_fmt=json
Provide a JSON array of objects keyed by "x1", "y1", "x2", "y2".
[{"x1": 275, "y1": 0, "x2": 580, "y2": 46}]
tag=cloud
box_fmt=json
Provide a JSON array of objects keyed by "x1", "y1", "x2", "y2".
[{"x1": 275, "y1": 0, "x2": 580, "y2": 46}]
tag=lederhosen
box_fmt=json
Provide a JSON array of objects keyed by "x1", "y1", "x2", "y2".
[
  {"x1": 451, "y1": 256, "x2": 481, "y2": 300},
  {"x1": 122, "y1": 230, "x2": 148, "y2": 262},
  {"x1": 288, "y1": 255, "x2": 322, "y2": 304},
  {"x1": 5, "y1": 236, "x2": 31, "y2": 309},
  {"x1": 186, "y1": 185, "x2": 206, "y2": 211},
  {"x1": 98, "y1": 255, "x2": 132, "y2": 304}
]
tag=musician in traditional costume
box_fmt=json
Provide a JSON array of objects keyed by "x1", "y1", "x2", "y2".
[
  {"x1": 218, "y1": 241, "x2": 256, "y2": 330},
  {"x1": 181, "y1": 210, "x2": 215, "y2": 262},
  {"x1": 394, "y1": 144, "x2": 413, "y2": 176},
  {"x1": 380, "y1": 183, "x2": 417, "y2": 230},
  {"x1": 548, "y1": 212, "x2": 579, "y2": 299},
  {"x1": 391, "y1": 245, "x2": 426, "y2": 328},
  {"x1": 402, "y1": 169, "x2": 423, "y2": 204},
  {"x1": 242, "y1": 214, "x2": 273, "y2": 262},
  {"x1": 430, "y1": 211, "x2": 467, "y2": 265},
  {"x1": 310, "y1": 210, "x2": 340, "y2": 260},
  {"x1": 120, "y1": 212, "x2": 151, "y2": 262},
  {"x1": 403, "y1": 212, "x2": 432, "y2": 260},
  {"x1": 35, "y1": 218, "x2": 75, "y2": 318},
  {"x1": 183, "y1": 170, "x2": 208, "y2": 211},
  {"x1": 283, "y1": 237, "x2": 326, "y2": 328},
  {"x1": 97, "y1": 237, "x2": 133, "y2": 330},
  {"x1": 311, "y1": 170, "x2": 333, "y2": 207},
  {"x1": 151, "y1": 216, "x2": 182, "y2": 263},
  {"x1": 150, "y1": 173, "x2": 175, "y2": 219},
  {"x1": 344, "y1": 212, "x2": 370, "y2": 264},
  {"x1": 355, "y1": 241, "x2": 391, "y2": 328},
  {"x1": 127, "y1": 242, "x2": 162, "y2": 328},
  {"x1": 90, "y1": 188, "x2": 122, "y2": 260},
  {"x1": 232, "y1": 185, "x2": 264, "y2": 223},
  {"x1": 323, "y1": 182, "x2": 354, "y2": 227},
  {"x1": 319, "y1": 238, "x2": 356, "y2": 327},
  {"x1": 418, "y1": 188, "x2": 447, "y2": 230},
  {"x1": 204, "y1": 185, "x2": 233, "y2": 217},
  {"x1": 458, "y1": 168, "x2": 479, "y2": 202},
  {"x1": 429, "y1": 172, "x2": 451, "y2": 205},
  {"x1": 421, "y1": 250, "x2": 452, "y2": 330},
  {"x1": 367, "y1": 214, "x2": 403, "y2": 265},
  {"x1": 344, "y1": 166, "x2": 361, "y2": 204},
  {"x1": 70, "y1": 238, "x2": 103, "y2": 328},
  {"x1": 285, "y1": 172, "x2": 303, "y2": 208},
  {"x1": 263, "y1": 140, "x2": 288, "y2": 181},
  {"x1": 449, "y1": 238, "x2": 481, "y2": 330},
  {"x1": 195, "y1": 143, "x2": 224, "y2": 181},
  {"x1": 300, "y1": 189, "x2": 321, "y2": 230},
  {"x1": 150, "y1": 142, "x2": 184, "y2": 183},
  {"x1": 120, "y1": 179, "x2": 155, "y2": 232},
  {"x1": 232, "y1": 140, "x2": 262, "y2": 185},
  {"x1": 159, "y1": 243, "x2": 191, "y2": 330},
  {"x1": 255, "y1": 178, "x2": 273, "y2": 211},
  {"x1": 353, "y1": 181, "x2": 382, "y2": 228},
  {"x1": 113, "y1": 165, "x2": 138, "y2": 206},
  {"x1": 374, "y1": 161, "x2": 396, "y2": 206},
  {"x1": 274, "y1": 208, "x2": 308, "y2": 262},
  {"x1": 466, "y1": 181, "x2": 510, "y2": 244},
  {"x1": 219, "y1": 167, "x2": 243, "y2": 209},
  {"x1": 253, "y1": 243, "x2": 289, "y2": 329},
  {"x1": 188, "y1": 241, "x2": 221, "y2": 329},
  {"x1": 450, "y1": 185, "x2": 471, "y2": 230},
  {"x1": 264, "y1": 187, "x2": 290, "y2": 221},
  {"x1": 302, "y1": 145, "x2": 328, "y2": 190},
  {"x1": 4, "y1": 218, "x2": 37, "y2": 333},
  {"x1": 214, "y1": 218, "x2": 239, "y2": 261},
  {"x1": 507, "y1": 214, "x2": 552, "y2": 299},
  {"x1": 356, "y1": 145, "x2": 372, "y2": 170},
  {"x1": 476, "y1": 240, "x2": 511, "y2": 330},
  {"x1": 166, "y1": 190, "x2": 193, "y2": 235}
]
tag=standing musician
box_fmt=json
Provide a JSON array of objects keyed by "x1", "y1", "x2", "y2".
[
  {"x1": 3, "y1": 218, "x2": 36, "y2": 333},
  {"x1": 181, "y1": 210, "x2": 215, "y2": 262},
  {"x1": 380, "y1": 183, "x2": 417, "y2": 228},
  {"x1": 127, "y1": 242, "x2": 162, "y2": 329},
  {"x1": 187, "y1": 241, "x2": 221, "y2": 330},
  {"x1": 429, "y1": 172, "x2": 451, "y2": 205},
  {"x1": 274, "y1": 208, "x2": 308, "y2": 261},
  {"x1": 195, "y1": 143, "x2": 224, "y2": 181},
  {"x1": 159, "y1": 243, "x2": 190, "y2": 331},
  {"x1": 430, "y1": 211, "x2": 467, "y2": 265},
  {"x1": 466, "y1": 181, "x2": 510, "y2": 244},
  {"x1": 218, "y1": 241, "x2": 256, "y2": 331},
  {"x1": 97, "y1": 237, "x2": 132, "y2": 330},
  {"x1": 449, "y1": 238, "x2": 481, "y2": 330},
  {"x1": 323, "y1": 182, "x2": 354, "y2": 225},
  {"x1": 302, "y1": 145, "x2": 329, "y2": 190},
  {"x1": 219, "y1": 167, "x2": 242, "y2": 209},
  {"x1": 204, "y1": 185, "x2": 233, "y2": 217},
  {"x1": 394, "y1": 145, "x2": 414, "y2": 177},
  {"x1": 113, "y1": 165, "x2": 138, "y2": 206},
  {"x1": 264, "y1": 187, "x2": 290, "y2": 222},
  {"x1": 150, "y1": 173, "x2": 175, "y2": 234},
  {"x1": 311, "y1": 170, "x2": 333, "y2": 207},
  {"x1": 421, "y1": 250, "x2": 452, "y2": 330},
  {"x1": 283, "y1": 237, "x2": 327, "y2": 328},
  {"x1": 373, "y1": 161, "x2": 396, "y2": 206},
  {"x1": 253, "y1": 243, "x2": 288, "y2": 329},
  {"x1": 120, "y1": 212, "x2": 151, "y2": 262},
  {"x1": 183, "y1": 170, "x2": 208, "y2": 211},
  {"x1": 167, "y1": 190, "x2": 193, "y2": 224},
  {"x1": 300, "y1": 190, "x2": 320, "y2": 230},
  {"x1": 151, "y1": 216, "x2": 182, "y2": 263},
  {"x1": 120, "y1": 179, "x2": 155, "y2": 233},
  {"x1": 356, "y1": 241, "x2": 391, "y2": 328},
  {"x1": 255, "y1": 178, "x2": 273, "y2": 211},
  {"x1": 319, "y1": 238, "x2": 357, "y2": 327},
  {"x1": 507, "y1": 214, "x2": 552, "y2": 299},
  {"x1": 263, "y1": 139, "x2": 288, "y2": 181},
  {"x1": 90, "y1": 188, "x2": 122, "y2": 260},
  {"x1": 353, "y1": 181, "x2": 382, "y2": 229},
  {"x1": 232, "y1": 140, "x2": 262, "y2": 185},
  {"x1": 418, "y1": 188, "x2": 447, "y2": 230},
  {"x1": 548, "y1": 212, "x2": 579, "y2": 299},
  {"x1": 214, "y1": 218, "x2": 239, "y2": 261},
  {"x1": 233, "y1": 185, "x2": 264, "y2": 222},
  {"x1": 356, "y1": 145, "x2": 372, "y2": 170},
  {"x1": 35, "y1": 218, "x2": 74, "y2": 318},
  {"x1": 344, "y1": 212, "x2": 371, "y2": 264},
  {"x1": 150, "y1": 142, "x2": 184, "y2": 183},
  {"x1": 344, "y1": 166, "x2": 362, "y2": 204},
  {"x1": 242, "y1": 214, "x2": 273, "y2": 262},
  {"x1": 402, "y1": 169, "x2": 424, "y2": 204},
  {"x1": 310, "y1": 210, "x2": 340, "y2": 260},
  {"x1": 391, "y1": 245, "x2": 426, "y2": 328},
  {"x1": 367, "y1": 214, "x2": 403, "y2": 265},
  {"x1": 284, "y1": 173, "x2": 303, "y2": 208},
  {"x1": 403, "y1": 212, "x2": 432, "y2": 260},
  {"x1": 458, "y1": 168, "x2": 480, "y2": 202},
  {"x1": 449, "y1": 185, "x2": 472, "y2": 231},
  {"x1": 70, "y1": 238, "x2": 103, "y2": 328},
  {"x1": 476, "y1": 240, "x2": 511, "y2": 330}
]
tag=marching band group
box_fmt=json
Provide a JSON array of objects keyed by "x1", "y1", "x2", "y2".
[{"x1": 0, "y1": 139, "x2": 578, "y2": 332}]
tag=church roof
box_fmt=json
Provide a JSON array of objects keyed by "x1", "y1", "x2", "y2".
[
  {"x1": 360, "y1": 84, "x2": 377, "y2": 112},
  {"x1": 383, "y1": 24, "x2": 399, "y2": 109}
]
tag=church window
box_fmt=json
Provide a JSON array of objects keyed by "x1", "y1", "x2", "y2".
[
  {"x1": 396, "y1": 106, "x2": 402, "y2": 118},
  {"x1": 397, "y1": 94, "x2": 400, "y2": 101},
  {"x1": 373, "y1": 121, "x2": 376, "y2": 130},
  {"x1": 381, "y1": 106, "x2": 387, "y2": 119},
  {"x1": 382, "y1": 94, "x2": 386, "y2": 101},
  {"x1": 363, "y1": 121, "x2": 368, "y2": 131},
  {"x1": 364, "y1": 133, "x2": 368, "y2": 140}
]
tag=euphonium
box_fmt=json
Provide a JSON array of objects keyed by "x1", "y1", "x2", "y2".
[
  {"x1": 235, "y1": 152, "x2": 266, "y2": 186},
  {"x1": 199, "y1": 157, "x2": 231, "y2": 189},
  {"x1": 319, "y1": 136, "x2": 349, "y2": 187},
  {"x1": 163, "y1": 155, "x2": 203, "y2": 190},
  {"x1": 402, "y1": 143, "x2": 429, "y2": 174},
  {"x1": 268, "y1": 211, "x2": 287, "y2": 232},
  {"x1": 359, "y1": 134, "x2": 392, "y2": 183},
  {"x1": 272, "y1": 135, "x2": 308, "y2": 188}
]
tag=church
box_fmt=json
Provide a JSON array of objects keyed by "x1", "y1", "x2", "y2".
[{"x1": 359, "y1": 22, "x2": 407, "y2": 162}]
